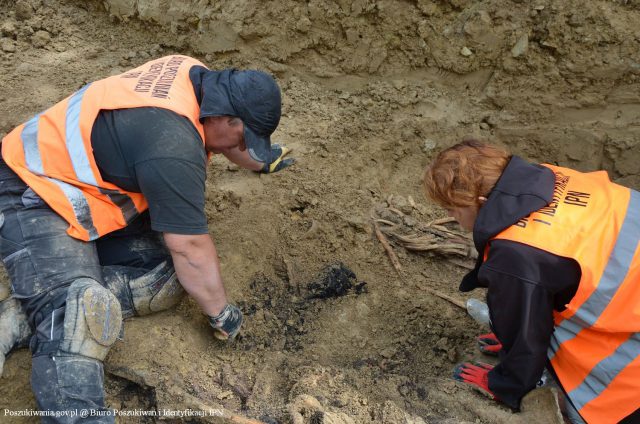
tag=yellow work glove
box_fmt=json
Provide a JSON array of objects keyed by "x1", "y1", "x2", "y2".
[{"x1": 260, "y1": 144, "x2": 295, "y2": 173}]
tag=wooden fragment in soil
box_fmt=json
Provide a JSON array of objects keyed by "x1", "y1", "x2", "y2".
[
  {"x1": 372, "y1": 204, "x2": 476, "y2": 270},
  {"x1": 372, "y1": 216, "x2": 470, "y2": 311},
  {"x1": 371, "y1": 203, "x2": 477, "y2": 313},
  {"x1": 372, "y1": 221, "x2": 403, "y2": 274},
  {"x1": 421, "y1": 286, "x2": 466, "y2": 309}
]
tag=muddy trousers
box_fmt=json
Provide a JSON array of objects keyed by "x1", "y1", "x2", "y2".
[{"x1": 0, "y1": 161, "x2": 174, "y2": 423}]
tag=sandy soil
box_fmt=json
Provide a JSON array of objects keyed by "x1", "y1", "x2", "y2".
[{"x1": 0, "y1": 0, "x2": 639, "y2": 422}]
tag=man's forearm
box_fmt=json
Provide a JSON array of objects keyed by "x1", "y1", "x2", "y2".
[
  {"x1": 221, "y1": 146, "x2": 264, "y2": 171},
  {"x1": 164, "y1": 233, "x2": 228, "y2": 316}
]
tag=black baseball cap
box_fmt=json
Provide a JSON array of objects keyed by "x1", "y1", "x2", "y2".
[{"x1": 196, "y1": 68, "x2": 282, "y2": 163}]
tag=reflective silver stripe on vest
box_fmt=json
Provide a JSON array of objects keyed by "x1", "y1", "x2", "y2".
[
  {"x1": 567, "y1": 332, "x2": 640, "y2": 411},
  {"x1": 51, "y1": 179, "x2": 99, "y2": 240},
  {"x1": 548, "y1": 318, "x2": 583, "y2": 357},
  {"x1": 65, "y1": 83, "x2": 97, "y2": 186},
  {"x1": 21, "y1": 112, "x2": 99, "y2": 240},
  {"x1": 548, "y1": 189, "x2": 640, "y2": 361},
  {"x1": 22, "y1": 114, "x2": 44, "y2": 174},
  {"x1": 65, "y1": 83, "x2": 138, "y2": 224}
]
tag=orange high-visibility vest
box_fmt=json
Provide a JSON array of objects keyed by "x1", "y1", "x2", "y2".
[
  {"x1": 1, "y1": 55, "x2": 207, "y2": 241},
  {"x1": 490, "y1": 164, "x2": 640, "y2": 424}
]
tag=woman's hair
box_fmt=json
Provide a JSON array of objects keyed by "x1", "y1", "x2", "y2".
[{"x1": 423, "y1": 140, "x2": 511, "y2": 208}]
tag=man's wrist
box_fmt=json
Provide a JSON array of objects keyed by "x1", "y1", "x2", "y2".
[{"x1": 208, "y1": 303, "x2": 243, "y2": 340}]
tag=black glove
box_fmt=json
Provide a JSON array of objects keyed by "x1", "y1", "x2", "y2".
[
  {"x1": 208, "y1": 304, "x2": 243, "y2": 340},
  {"x1": 260, "y1": 144, "x2": 295, "y2": 173}
]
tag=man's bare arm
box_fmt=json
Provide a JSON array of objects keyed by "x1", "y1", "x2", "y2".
[
  {"x1": 221, "y1": 145, "x2": 264, "y2": 171},
  {"x1": 163, "y1": 232, "x2": 228, "y2": 316}
]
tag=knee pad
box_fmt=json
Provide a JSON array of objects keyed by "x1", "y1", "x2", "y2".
[
  {"x1": 59, "y1": 279, "x2": 122, "y2": 361},
  {"x1": 104, "y1": 261, "x2": 184, "y2": 318},
  {"x1": 129, "y1": 260, "x2": 184, "y2": 316}
]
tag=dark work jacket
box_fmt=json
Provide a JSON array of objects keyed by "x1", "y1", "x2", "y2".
[{"x1": 459, "y1": 156, "x2": 582, "y2": 409}]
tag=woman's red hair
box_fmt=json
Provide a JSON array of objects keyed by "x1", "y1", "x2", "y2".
[{"x1": 424, "y1": 140, "x2": 511, "y2": 208}]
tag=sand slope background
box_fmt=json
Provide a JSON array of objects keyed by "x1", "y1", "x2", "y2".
[{"x1": 0, "y1": 0, "x2": 639, "y2": 422}]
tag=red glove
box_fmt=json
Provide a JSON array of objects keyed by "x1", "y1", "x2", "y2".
[
  {"x1": 477, "y1": 332, "x2": 502, "y2": 356},
  {"x1": 453, "y1": 362, "x2": 497, "y2": 399}
]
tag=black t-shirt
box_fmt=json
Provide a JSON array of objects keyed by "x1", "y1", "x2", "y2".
[{"x1": 90, "y1": 107, "x2": 208, "y2": 235}]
